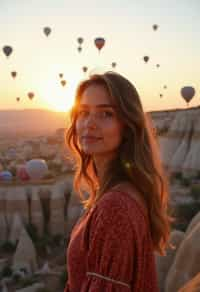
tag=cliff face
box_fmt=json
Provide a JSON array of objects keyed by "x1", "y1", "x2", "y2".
[
  {"x1": 151, "y1": 106, "x2": 200, "y2": 176},
  {"x1": 0, "y1": 175, "x2": 81, "y2": 242}
]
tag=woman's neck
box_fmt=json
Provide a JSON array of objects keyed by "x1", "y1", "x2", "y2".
[{"x1": 93, "y1": 152, "x2": 117, "y2": 186}]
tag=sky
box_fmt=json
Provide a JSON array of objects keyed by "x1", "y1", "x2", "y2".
[{"x1": 0, "y1": 0, "x2": 199, "y2": 112}]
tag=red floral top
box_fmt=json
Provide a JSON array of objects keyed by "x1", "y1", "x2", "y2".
[{"x1": 64, "y1": 190, "x2": 159, "y2": 292}]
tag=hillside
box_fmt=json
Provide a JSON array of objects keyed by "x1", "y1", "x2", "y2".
[{"x1": 0, "y1": 109, "x2": 69, "y2": 136}]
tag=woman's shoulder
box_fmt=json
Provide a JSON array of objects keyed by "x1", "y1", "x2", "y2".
[
  {"x1": 99, "y1": 182, "x2": 148, "y2": 215},
  {"x1": 89, "y1": 183, "x2": 149, "y2": 240},
  {"x1": 94, "y1": 182, "x2": 148, "y2": 226}
]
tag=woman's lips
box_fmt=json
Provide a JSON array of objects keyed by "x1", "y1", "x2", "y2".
[{"x1": 82, "y1": 136, "x2": 102, "y2": 143}]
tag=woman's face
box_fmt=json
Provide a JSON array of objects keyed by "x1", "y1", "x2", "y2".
[{"x1": 75, "y1": 84, "x2": 124, "y2": 159}]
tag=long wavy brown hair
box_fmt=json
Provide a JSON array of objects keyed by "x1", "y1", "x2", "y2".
[{"x1": 65, "y1": 71, "x2": 171, "y2": 255}]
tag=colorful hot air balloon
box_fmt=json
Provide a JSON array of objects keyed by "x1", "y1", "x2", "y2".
[
  {"x1": 25, "y1": 159, "x2": 48, "y2": 180},
  {"x1": 59, "y1": 73, "x2": 63, "y2": 79},
  {"x1": 143, "y1": 56, "x2": 149, "y2": 63},
  {"x1": 77, "y1": 37, "x2": 84, "y2": 45},
  {"x1": 77, "y1": 46, "x2": 82, "y2": 53},
  {"x1": 11, "y1": 71, "x2": 17, "y2": 79},
  {"x1": 0, "y1": 170, "x2": 13, "y2": 181},
  {"x1": 2, "y1": 45, "x2": 13, "y2": 58},
  {"x1": 181, "y1": 86, "x2": 195, "y2": 105},
  {"x1": 94, "y1": 37, "x2": 105, "y2": 52},
  {"x1": 82, "y1": 66, "x2": 88, "y2": 73},
  {"x1": 43, "y1": 27, "x2": 51, "y2": 37},
  {"x1": 153, "y1": 24, "x2": 158, "y2": 31},
  {"x1": 61, "y1": 80, "x2": 66, "y2": 87},
  {"x1": 111, "y1": 62, "x2": 117, "y2": 68},
  {"x1": 16, "y1": 97, "x2": 20, "y2": 102},
  {"x1": 28, "y1": 92, "x2": 34, "y2": 100}
]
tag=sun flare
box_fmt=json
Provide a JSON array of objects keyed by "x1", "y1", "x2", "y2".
[{"x1": 40, "y1": 75, "x2": 81, "y2": 112}]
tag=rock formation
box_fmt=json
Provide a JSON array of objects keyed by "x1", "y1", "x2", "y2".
[
  {"x1": 9, "y1": 213, "x2": 24, "y2": 244},
  {"x1": 49, "y1": 183, "x2": 65, "y2": 236},
  {"x1": 151, "y1": 106, "x2": 200, "y2": 175},
  {"x1": 165, "y1": 222, "x2": 200, "y2": 292},
  {"x1": 12, "y1": 228, "x2": 38, "y2": 275},
  {"x1": 156, "y1": 230, "x2": 185, "y2": 292}
]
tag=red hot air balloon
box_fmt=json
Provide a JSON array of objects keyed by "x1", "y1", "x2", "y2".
[
  {"x1": 17, "y1": 165, "x2": 30, "y2": 181},
  {"x1": 28, "y1": 92, "x2": 34, "y2": 100},
  {"x1": 61, "y1": 80, "x2": 66, "y2": 87},
  {"x1": 94, "y1": 37, "x2": 105, "y2": 52},
  {"x1": 181, "y1": 86, "x2": 195, "y2": 106},
  {"x1": 43, "y1": 27, "x2": 51, "y2": 37},
  {"x1": 77, "y1": 37, "x2": 84, "y2": 45},
  {"x1": 143, "y1": 56, "x2": 149, "y2": 63},
  {"x1": 2, "y1": 45, "x2": 13, "y2": 58},
  {"x1": 11, "y1": 71, "x2": 17, "y2": 79}
]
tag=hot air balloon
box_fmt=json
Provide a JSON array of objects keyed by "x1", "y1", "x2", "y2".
[
  {"x1": 163, "y1": 85, "x2": 167, "y2": 89},
  {"x1": 156, "y1": 64, "x2": 160, "y2": 68},
  {"x1": 77, "y1": 46, "x2": 82, "y2": 53},
  {"x1": 61, "y1": 80, "x2": 66, "y2": 87},
  {"x1": 94, "y1": 37, "x2": 105, "y2": 52},
  {"x1": 82, "y1": 66, "x2": 88, "y2": 73},
  {"x1": 11, "y1": 71, "x2": 17, "y2": 79},
  {"x1": 77, "y1": 37, "x2": 84, "y2": 45},
  {"x1": 17, "y1": 165, "x2": 30, "y2": 181},
  {"x1": 111, "y1": 62, "x2": 117, "y2": 68},
  {"x1": 43, "y1": 27, "x2": 51, "y2": 37},
  {"x1": 181, "y1": 86, "x2": 195, "y2": 105},
  {"x1": 28, "y1": 92, "x2": 34, "y2": 100},
  {"x1": 25, "y1": 159, "x2": 48, "y2": 180},
  {"x1": 0, "y1": 170, "x2": 13, "y2": 181},
  {"x1": 160, "y1": 94, "x2": 163, "y2": 98},
  {"x1": 59, "y1": 73, "x2": 63, "y2": 79},
  {"x1": 153, "y1": 24, "x2": 158, "y2": 31},
  {"x1": 16, "y1": 97, "x2": 20, "y2": 102},
  {"x1": 143, "y1": 56, "x2": 149, "y2": 63},
  {"x1": 2, "y1": 46, "x2": 13, "y2": 58}
]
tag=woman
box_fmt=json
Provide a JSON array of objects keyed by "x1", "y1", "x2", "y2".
[{"x1": 64, "y1": 72, "x2": 171, "y2": 291}]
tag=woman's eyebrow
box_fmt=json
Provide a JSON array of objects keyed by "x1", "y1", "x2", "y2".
[{"x1": 79, "y1": 104, "x2": 116, "y2": 108}]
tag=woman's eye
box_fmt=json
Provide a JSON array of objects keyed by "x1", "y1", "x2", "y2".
[
  {"x1": 77, "y1": 109, "x2": 114, "y2": 119},
  {"x1": 104, "y1": 111, "x2": 113, "y2": 118},
  {"x1": 100, "y1": 111, "x2": 113, "y2": 118},
  {"x1": 78, "y1": 110, "x2": 89, "y2": 117}
]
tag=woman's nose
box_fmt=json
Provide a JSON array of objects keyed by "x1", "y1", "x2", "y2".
[{"x1": 84, "y1": 113, "x2": 97, "y2": 128}]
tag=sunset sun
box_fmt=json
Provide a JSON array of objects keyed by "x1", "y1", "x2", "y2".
[{"x1": 40, "y1": 76, "x2": 80, "y2": 112}]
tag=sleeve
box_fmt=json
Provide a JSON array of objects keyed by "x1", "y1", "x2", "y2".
[{"x1": 80, "y1": 194, "x2": 136, "y2": 291}]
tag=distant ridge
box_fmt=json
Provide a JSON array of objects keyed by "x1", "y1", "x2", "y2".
[
  {"x1": 149, "y1": 105, "x2": 200, "y2": 114},
  {"x1": 0, "y1": 109, "x2": 69, "y2": 136}
]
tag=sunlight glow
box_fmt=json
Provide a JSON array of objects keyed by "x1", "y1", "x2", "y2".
[{"x1": 39, "y1": 74, "x2": 82, "y2": 112}]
